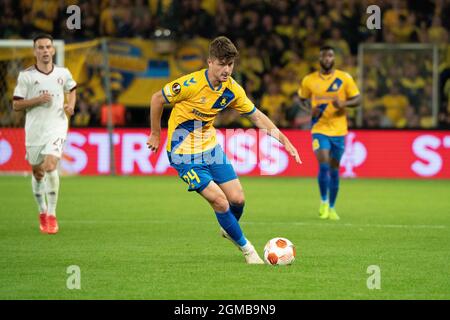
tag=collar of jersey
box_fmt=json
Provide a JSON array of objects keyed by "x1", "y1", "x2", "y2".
[
  {"x1": 205, "y1": 69, "x2": 222, "y2": 91},
  {"x1": 319, "y1": 70, "x2": 335, "y2": 80},
  {"x1": 35, "y1": 64, "x2": 55, "y2": 75}
]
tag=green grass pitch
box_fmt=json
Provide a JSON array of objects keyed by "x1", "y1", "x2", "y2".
[{"x1": 0, "y1": 176, "x2": 449, "y2": 299}]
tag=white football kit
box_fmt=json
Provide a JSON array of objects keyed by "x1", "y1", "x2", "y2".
[{"x1": 13, "y1": 64, "x2": 76, "y2": 165}]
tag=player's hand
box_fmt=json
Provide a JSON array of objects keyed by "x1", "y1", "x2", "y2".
[
  {"x1": 284, "y1": 140, "x2": 302, "y2": 164},
  {"x1": 64, "y1": 104, "x2": 75, "y2": 116},
  {"x1": 332, "y1": 98, "x2": 346, "y2": 109},
  {"x1": 39, "y1": 93, "x2": 52, "y2": 105},
  {"x1": 147, "y1": 133, "x2": 160, "y2": 152}
]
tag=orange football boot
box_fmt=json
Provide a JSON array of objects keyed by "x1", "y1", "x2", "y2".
[
  {"x1": 39, "y1": 213, "x2": 47, "y2": 233},
  {"x1": 47, "y1": 215, "x2": 59, "y2": 234}
]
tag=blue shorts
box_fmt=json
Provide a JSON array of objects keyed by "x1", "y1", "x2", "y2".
[
  {"x1": 311, "y1": 133, "x2": 346, "y2": 162},
  {"x1": 168, "y1": 144, "x2": 238, "y2": 193}
]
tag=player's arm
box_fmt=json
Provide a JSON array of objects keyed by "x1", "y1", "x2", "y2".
[
  {"x1": 63, "y1": 69, "x2": 77, "y2": 116},
  {"x1": 12, "y1": 94, "x2": 52, "y2": 112},
  {"x1": 231, "y1": 80, "x2": 301, "y2": 163},
  {"x1": 298, "y1": 97, "x2": 311, "y2": 111},
  {"x1": 147, "y1": 74, "x2": 195, "y2": 152},
  {"x1": 297, "y1": 77, "x2": 318, "y2": 116},
  {"x1": 332, "y1": 94, "x2": 361, "y2": 109},
  {"x1": 247, "y1": 108, "x2": 302, "y2": 164},
  {"x1": 12, "y1": 72, "x2": 51, "y2": 111},
  {"x1": 147, "y1": 90, "x2": 166, "y2": 152},
  {"x1": 333, "y1": 74, "x2": 361, "y2": 109},
  {"x1": 64, "y1": 89, "x2": 77, "y2": 116}
]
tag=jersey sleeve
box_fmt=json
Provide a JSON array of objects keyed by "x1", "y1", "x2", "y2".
[
  {"x1": 345, "y1": 73, "x2": 360, "y2": 98},
  {"x1": 64, "y1": 68, "x2": 77, "y2": 92},
  {"x1": 298, "y1": 76, "x2": 311, "y2": 99},
  {"x1": 13, "y1": 72, "x2": 28, "y2": 100},
  {"x1": 162, "y1": 73, "x2": 198, "y2": 105},
  {"x1": 229, "y1": 80, "x2": 256, "y2": 115}
]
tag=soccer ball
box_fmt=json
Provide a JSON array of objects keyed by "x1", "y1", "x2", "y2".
[{"x1": 263, "y1": 237, "x2": 296, "y2": 266}]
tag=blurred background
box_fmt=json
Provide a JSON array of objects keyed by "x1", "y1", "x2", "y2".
[
  {"x1": 0, "y1": 0, "x2": 450, "y2": 129},
  {"x1": 0, "y1": 0, "x2": 449, "y2": 130}
]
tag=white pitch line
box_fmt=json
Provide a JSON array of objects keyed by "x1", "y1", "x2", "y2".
[
  {"x1": 54, "y1": 220, "x2": 448, "y2": 229},
  {"x1": 244, "y1": 221, "x2": 448, "y2": 229}
]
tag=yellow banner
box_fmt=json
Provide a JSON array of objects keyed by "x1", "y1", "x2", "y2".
[
  {"x1": 65, "y1": 37, "x2": 209, "y2": 107},
  {"x1": 0, "y1": 38, "x2": 210, "y2": 108}
]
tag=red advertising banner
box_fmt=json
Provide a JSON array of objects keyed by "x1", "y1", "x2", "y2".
[{"x1": 1, "y1": 128, "x2": 449, "y2": 178}]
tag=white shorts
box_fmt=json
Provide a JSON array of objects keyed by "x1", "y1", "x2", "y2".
[{"x1": 26, "y1": 137, "x2": 66, "y2": 166}]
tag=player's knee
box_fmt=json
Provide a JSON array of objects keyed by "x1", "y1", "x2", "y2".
[
  {"x1": 211, "y1": 194, "x2": 229, "y2": 213},
  {"x1": 230, "y1": 196, "x2": 245, "y2": 207},
  {"x1": 32, "y1": 168, "x2": 45, "y2": 180},
  {"x1": 43, "y1": 158, "x2": 58, "y2": 172},
  {"x1": 45, "y1": 163, "x2": 57, "y2": 172},
  {"x1": 330, "y1": 160, "x2": 340, "y2": 170}
]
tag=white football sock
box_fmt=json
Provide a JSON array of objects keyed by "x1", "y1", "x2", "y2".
[
  {"x1": 45, "y1": 170, "x2": 60, "y2": 217},
  {"x1": 240, "y1": 240, "x2": 253, "y2": 253},
  {"x1": 32, "y1": 175, "x2": 47, "y2": 213}
]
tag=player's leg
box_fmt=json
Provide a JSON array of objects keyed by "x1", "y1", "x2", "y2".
[
  {"x1": 312, "y1": 134, "x2": 331, "y2": 219},
  {"x1": 209, "y1": 146, "x2": 247, "y2": 243},
  {"x1": 204, "y1": 144, "x2": 262, "y2": 264},
  {"x1": 328, "y1": 137, "x2": 346, "y2": 221},
  {"x1": 208, "y1": 144, "x2": 245, "y2": 221},
  {"x1": 171, "y1": 157, "x2": 243, "y2": 246},
  {"x1": 200, "y1": 181, "x2": 246, "y2": 246},
  {"x1": 328, "y1": 158, "x2": 340, "y2": 220},
  {"x1": 199, "y1": 182, "x2": 263, "y2": 264},
  {"x1": 39, "y1": 136, "x2": 66, "y2": 234},
  {"x1": 218, "y1": 179, "x2": 245, "y2": 221},
  {"x1": 217, "y1": 179, "x2": 246, "y2": 247},
  {"x1": 26, "y1": 145, "x2": 48, "y2": 233},
  {"x1": 41, "y1": 154, "x2": 60, "y2": 234},
  {"x1": 31, "y1": 163, "x2": 48, "y2": 233}
]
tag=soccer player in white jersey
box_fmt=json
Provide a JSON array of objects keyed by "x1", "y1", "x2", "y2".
[{"x1": 12, "y1": 34, "x2": 77, "y2": 234}]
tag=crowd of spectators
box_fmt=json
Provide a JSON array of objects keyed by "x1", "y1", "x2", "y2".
[{"x1": 0, "y1": 0, "x2": 449, "y2": 129}]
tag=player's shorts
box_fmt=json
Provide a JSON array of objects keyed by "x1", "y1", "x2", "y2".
[
  {"x1": 168, "y1": 144, "x2": 238, "y2": 193},
  {"x1": 25, "y1": 137, "x2": 66, "y2": 166},
  {"x1": 312, "y1": 133, "x2": 346, "y2": 162}
]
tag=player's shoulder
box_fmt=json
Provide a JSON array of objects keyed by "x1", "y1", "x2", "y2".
[
  {"x1": 22, "y1": 65, "x2": 36, "y2": 73},
  {"x1": 53, "y1": 64, "x2": 67, "y2": 71},
  {"x1": 228, "y1": 76, "x2": 244, "y2": 91},
  {"x1": 173, "y1": 69, "x2": 205, "y2": 87},
  {"x1": 163, "y1": 69, "x2": 206, "y2": 100},
  {"x1": 19, "y1": 65, "x2": 37, "y2": 75},
  {"x1": 302, "y1": 71, "x2": 319, "y2": 83},
  {"x1": 17, "y1": 65, "x2": 36, "y2": 81},
  {"x1": 53, "y1": 64, "x2": 71, "y2": 75},
  {"x1": 335, "y1": 69, "x2": 354, "y2": 80}
]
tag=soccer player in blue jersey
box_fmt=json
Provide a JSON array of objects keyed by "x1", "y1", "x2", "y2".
[
  {"x1": 298, "y1": 46, "x2": 361, "y2": 220},
  {"x1": 147, "y1": 36, "x2": 301, "y2": 264}
]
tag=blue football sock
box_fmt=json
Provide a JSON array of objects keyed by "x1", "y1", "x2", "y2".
[
  {"x1": 329, "y1": 168, "x2": 340, "y2": 208},
  {"x1": 229, "y1": 203, "x2": 244, "y2": 221},
  {"x1": 215, "y1": 209, "x2": 247, "y2": 246},
  {"x1": 318, "y1": 163, "x2": 330, "y2": 202}
]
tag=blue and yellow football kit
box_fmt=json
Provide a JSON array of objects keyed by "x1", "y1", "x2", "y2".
[
  {"x1": 162, "y1": 69, "x2": 256, "y2": 192},
  {"x1": 298, "y1": 69, "x2": 360, "y2": 161},
  {"x1": 299, "y1": 69, "x2": 360, "y2": 215}
]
